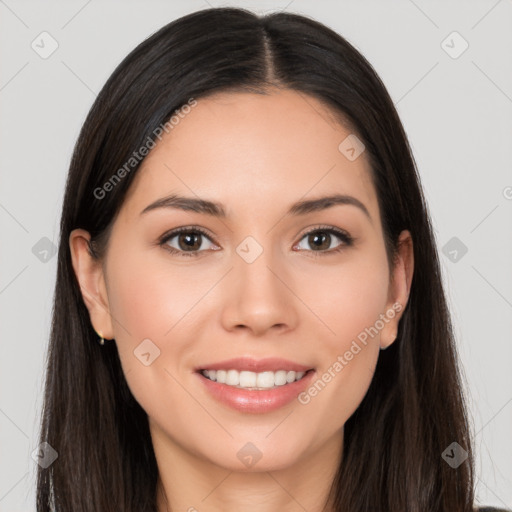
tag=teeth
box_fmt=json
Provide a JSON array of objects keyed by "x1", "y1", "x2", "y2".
[
  {"x1": 201, "y1": 369, "x2": 307, "y2": 389},
  {"x1": 240, "y1": 370, "x2": 256, "y2": 387},
  {"x1": 226, "y1": 369, "x2": 239, "y2": 386}
]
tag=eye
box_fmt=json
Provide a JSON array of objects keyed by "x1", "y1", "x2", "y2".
[
  {"x1": 293, "y1": 225, "x2": 354, "y2": 256},
  {"x1": 158, "y1": 224, "x2": 354, "y2": 258},
  {"x1": 159, "y1": 226, "x2": 219, "y2": 257}
]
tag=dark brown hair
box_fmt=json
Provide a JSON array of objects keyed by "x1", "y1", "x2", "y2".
[{"x1": 37, "y1": 7, "x2": 475, "y2": 511}]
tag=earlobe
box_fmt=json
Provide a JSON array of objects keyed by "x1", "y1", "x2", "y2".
[
  {"x1": 380, "y1": 230, "x2": 414, "y2": 350},
  {"x1": 69, "y1": 229, "x2": 115, "y2": 340}
]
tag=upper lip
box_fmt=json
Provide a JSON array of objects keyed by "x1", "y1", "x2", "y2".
[{"x1": 196, "y1": 357, "x2": 314, "y2": 373}]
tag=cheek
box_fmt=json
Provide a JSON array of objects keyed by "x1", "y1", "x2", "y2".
[
  {"x1": 103, "y1": 251, "x2": 192, "y2": 416},
  {"x1": 104, "y1": 244, "x2": 217, "y2": 396},
  {"x1": 296, "y1": 246, "x2": 389, "y2": 414},
  {"x1": 106, "y1": 243, "x2": 213, "y2": 341},
  {"x1": 304, "y1": 247, "x2": 390, "y2": 353},
  {"x1": 107, "y1": 258, "x2": 172, "y2": 339}
]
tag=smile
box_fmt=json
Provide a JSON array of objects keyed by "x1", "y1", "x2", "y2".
[
  {"x1": 196, "y1": 368, "x2": 316, "y2": 413},
  {"x1": 200, "y1": 369, "x2": 308, "y2": 390}
]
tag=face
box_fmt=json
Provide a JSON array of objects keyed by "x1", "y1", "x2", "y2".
[{"x1": 70, "y1": 89, "x2": 413, "y2": 473}]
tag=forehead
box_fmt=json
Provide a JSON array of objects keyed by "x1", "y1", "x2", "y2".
[{"x1": 122, "y1": 89, "x2": 378, "y2": 224}]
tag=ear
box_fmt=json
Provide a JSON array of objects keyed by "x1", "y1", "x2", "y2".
[
  {"x1": 380, "y1": 229, "x2": 414, "y2": 350},
  {"x1": 69, "y1": 228, "x2": 115, "y2": 340}
]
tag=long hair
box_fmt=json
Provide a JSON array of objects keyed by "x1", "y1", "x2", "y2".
[{"x1": 36, "y1": 7, "x2": 474, "y2": 511}]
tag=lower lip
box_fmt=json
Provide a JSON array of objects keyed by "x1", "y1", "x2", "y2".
[{"x1": 196, "y1": 370, "x2": 316, "y2": 414}]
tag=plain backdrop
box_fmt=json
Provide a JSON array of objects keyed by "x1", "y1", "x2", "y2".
[{"x1": 1, "y1": 0, "x2": 511, "y2": 510}]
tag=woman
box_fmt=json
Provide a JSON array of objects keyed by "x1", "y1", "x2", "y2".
[{"x1": 35, "y1": 6, "x2": 509, "y2": 512}]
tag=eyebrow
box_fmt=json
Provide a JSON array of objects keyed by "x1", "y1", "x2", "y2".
[{"x1": 140, "y1": 193, "x2": 372, "y2": 222}]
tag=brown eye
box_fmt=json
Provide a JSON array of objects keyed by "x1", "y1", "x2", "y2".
[
  {"x1": 160, "y1": 227, "x2": 218, "y2": 257},
  {"x1": 294, "y1": 227, "x2": 353, "y2": 255},
  {"x1": 176, "y1": 232, "x2": 202, "y2": 251},
  {"x1": 307, "y1": 231, "x2": 332, "y2": 251}
]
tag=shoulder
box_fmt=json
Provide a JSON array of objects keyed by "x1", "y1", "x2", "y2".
[{"x1": 476, "y1": 507, "x2": 511, "y2": 512}]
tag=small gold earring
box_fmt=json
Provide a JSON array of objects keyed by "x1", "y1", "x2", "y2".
[{"x1": 96, "y1": 331, "x2": 105, "y2": 345}]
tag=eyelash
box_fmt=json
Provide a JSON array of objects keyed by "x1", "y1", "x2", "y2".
[{"x1": 158, "y1": 224, "x2": 354, "y2": 258}]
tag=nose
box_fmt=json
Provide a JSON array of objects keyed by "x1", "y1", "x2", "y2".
[{"x1": 219, "y1": 243, "x2": 299, "y2": 337}]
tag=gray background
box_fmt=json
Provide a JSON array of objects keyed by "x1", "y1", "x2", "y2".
[{"x1": 1, "y1": 0, "x2": 511, "y2": 509}]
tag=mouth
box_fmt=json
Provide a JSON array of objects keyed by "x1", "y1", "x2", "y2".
[
  {"x1": 198, "y1": 368, "x2": 314, "y2": 390},
  {"x1": 194, "y1": 358, "x2": 317, "y2": 413}
]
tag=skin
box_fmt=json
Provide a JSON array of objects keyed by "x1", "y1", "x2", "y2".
[{"x1": 70, "y1": 89, "x2": 414, "y2": 512}]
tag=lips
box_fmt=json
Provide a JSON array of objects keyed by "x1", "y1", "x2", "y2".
[
  {"x1": 195, "y1": 356, "x2": 313, "y2": 373},
  {"x1": 194, "y1": 357, "x2": 316, "y2": 413}
]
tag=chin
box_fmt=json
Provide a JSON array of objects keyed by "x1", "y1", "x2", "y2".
[{"x1": 201, "y1": 436, "x2": 309, "y2": 473}]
